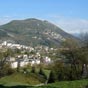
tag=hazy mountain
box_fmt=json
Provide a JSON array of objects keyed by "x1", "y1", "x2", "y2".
[
  {"x1": 72, "y1": 33, "x2": 81, "y2": 38},
  {"x1": 0, "y1": 18, "x2": 78, "y2": 47}
]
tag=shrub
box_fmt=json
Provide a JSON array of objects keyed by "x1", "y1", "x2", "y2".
[
  {"x1": 31, "y1": 66, "x2": 36, "y2": 73},
  {"x1": 48, "y1": 70, "x2": 56, "y2": 83},
  {"x1": 39, "y1": 68, "x2": 47, "y2": 79}
]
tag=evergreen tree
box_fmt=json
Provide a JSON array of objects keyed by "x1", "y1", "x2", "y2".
[
  {"x1": 39, "y1": 68, "x2": 47, "y2": 79},
  {"x1": 31, "y1": 66, "x2": 36, "y2": 73},
  {"x1": 48, "y1": 70, "x2": 56, "y2": 83}
]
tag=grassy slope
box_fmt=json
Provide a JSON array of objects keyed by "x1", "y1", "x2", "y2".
[
  {"x1": 0, "y1": 73, "x2": 41, "y2": 86},
  {"x1": 0, "y1": 72, "x2": 87, "y2": 88},
  {"x1": 0, "y1": 78, "x2": 87, "y2": 88}
]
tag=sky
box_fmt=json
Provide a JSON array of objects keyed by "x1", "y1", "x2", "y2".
[{"x1": 0, "y1": 0, "x2": 88, "y2": 34}]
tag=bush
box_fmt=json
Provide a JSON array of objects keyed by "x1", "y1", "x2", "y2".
[
  {"x1": 48, "y1": 70, "x2": 56, "y2": 83},
  {"x1": 0, "y1": 63, "x2": 15, "y2": 77},
  {"x1": 31, "y1": 66, "x2": 36, "y2": 73},
  {"x1": 85, "y1": 85, "x2": 88, "y2": 88},
  {"x1": 39, "y1": 68, "x2": 47, "y2": 79}
]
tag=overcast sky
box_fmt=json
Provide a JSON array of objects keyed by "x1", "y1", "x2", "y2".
[{"x1": 0, "y1": 0, "x2": 88, "y2": 34}]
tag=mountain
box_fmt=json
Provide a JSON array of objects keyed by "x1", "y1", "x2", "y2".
[
  {"x1": 72, "y1": 33, "x2": 81, "y2": 38},
  {"x1": 0, "y1": 18, "x2": 78, "y2": 47}
]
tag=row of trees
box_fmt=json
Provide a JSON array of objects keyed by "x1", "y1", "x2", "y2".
[{"x1": 48, "y1": 33, "x2": 88, "y2": 83}]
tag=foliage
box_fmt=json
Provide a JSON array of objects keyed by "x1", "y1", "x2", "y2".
[
  {"x1": 48, "y1": 70, "x2": 56, "y2": 83},
  {"x1": 0, "y1": 63, "x2": 15, "y2": 77},
  {"x1": 0, "y1": 50, "x2": 15, "y2": 77},
  {"x1": 31, "y1": 66, "x2": 36, "y2": 73},
  {"x1": 39, "y1": 68, "x2": 47, "y2": 80},
  {"x1": 60, "y1": 39, "x2": 88, "y2": 80}
]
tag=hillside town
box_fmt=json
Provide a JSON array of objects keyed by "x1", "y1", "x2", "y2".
[{"x1": 0, "y1": 41, "x2": 53, "y2": 68}]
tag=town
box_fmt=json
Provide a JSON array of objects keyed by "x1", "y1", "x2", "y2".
[{"x1": 0, "y1": 41, "x2": 56, "y2": 68}]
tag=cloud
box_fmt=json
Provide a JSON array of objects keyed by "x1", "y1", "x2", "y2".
[
  {"x1": 0, "y1": 16, "x2": 12, "y2": 25},
  {"x1": 0, "y1": 15, "x2": 19, "y2": 25},
  {"x1": 49, "y1": 15, "x2": 88, "y2": 34}
]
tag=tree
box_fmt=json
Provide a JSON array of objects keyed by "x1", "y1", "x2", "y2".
[
  {"x1": 61, "y1": 39, "x2": 82, "y2": 80},
  {"x1": 31, "y1": 66, "x2": 36, "y2": 73},
  {"x1": 0, "y1": 63, "x2": 14, "y2": 77},
  {"x1": 0, "y1": 49, "x2": 15, "y2": 77},
  {"x1": 80, "y1": 32, "x2": 88, "y2": 47},
  {"x1": 48, "y1": 70, "x2": 56, "y2": 83},
  {"x1": 39, "y1": 68, "x2": 47, "y2": 79},
  {"x1": 0, "y1": 51, "x2": 9, "y2": 71},
  {"x1": 79, "y1": 33, "x2": 88, "y2": 78}
]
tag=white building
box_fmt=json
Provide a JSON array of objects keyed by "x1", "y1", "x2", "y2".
[{"x1": 44, "y1": 56, "x2": 51, "y2": 63}]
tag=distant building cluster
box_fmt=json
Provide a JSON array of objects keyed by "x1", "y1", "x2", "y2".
[{"x1": 0, "y1": 41, "x2": 52, "y2": 68}]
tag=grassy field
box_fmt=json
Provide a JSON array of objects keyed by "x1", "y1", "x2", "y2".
[
  {"x1": 0, "y1": 76, "x2": 88, "y2": 88},
  {"x1": 0, "y1": 71, "x2": 88, "y2": 88}
]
